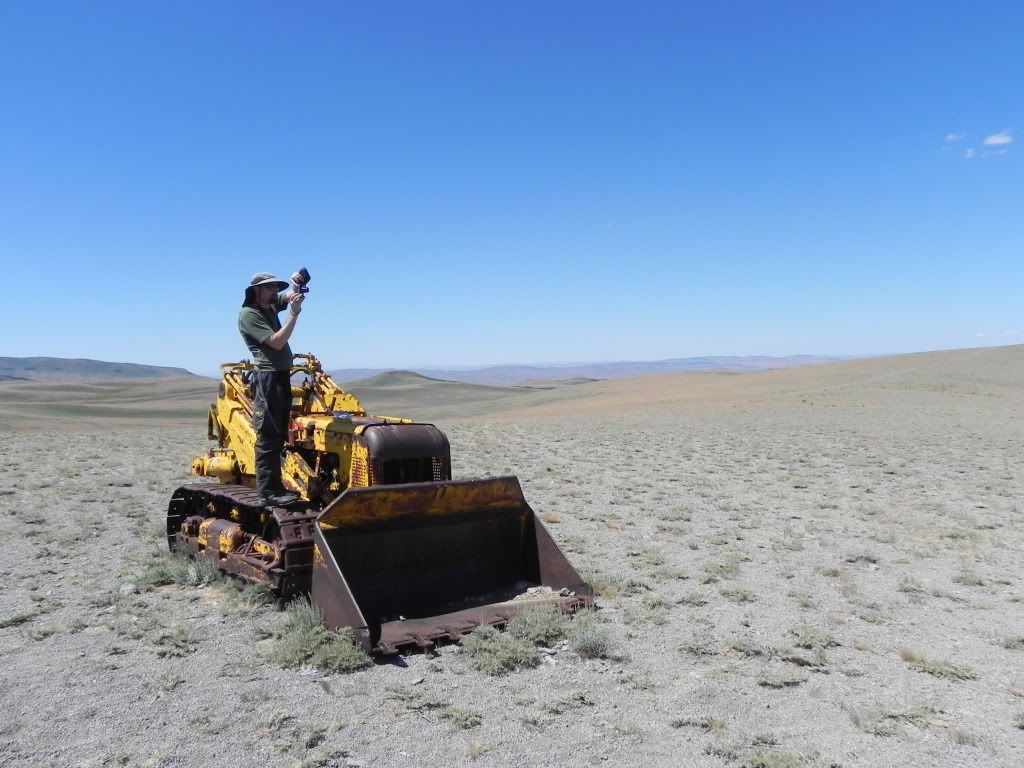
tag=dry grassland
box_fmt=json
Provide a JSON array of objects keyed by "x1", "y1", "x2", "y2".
[{"x1": 1, "y1": 345, "x2": 1023, "y2": 767}]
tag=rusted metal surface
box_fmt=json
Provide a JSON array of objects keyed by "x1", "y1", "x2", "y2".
[
  {"x1": 311, "y1": 477, "x2": 594, "y2": 654},
  {"x1": 168, "y1": 483, "x2": 317, "y2": 598},
  {"x1": 318, "y1": 476, "x2": 528, "y2": 528}
]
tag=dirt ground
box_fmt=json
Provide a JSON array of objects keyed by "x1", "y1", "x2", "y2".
[{"x1": 1, "y1": 346, "x2": 1023, "y2": 768}]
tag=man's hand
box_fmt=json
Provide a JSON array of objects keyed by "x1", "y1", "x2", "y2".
[{"x1": 288, "y1": 292, "x2": 305, "y2": 316}]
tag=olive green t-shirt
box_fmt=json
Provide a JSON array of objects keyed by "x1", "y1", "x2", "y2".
[{"x1": 238, "y1": 294, "x2": 293, "y2": 371}]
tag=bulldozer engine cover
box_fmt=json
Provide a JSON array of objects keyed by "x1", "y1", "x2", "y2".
[{"x1": 312, "y1": 476, "x2": 593, "y2": 653}]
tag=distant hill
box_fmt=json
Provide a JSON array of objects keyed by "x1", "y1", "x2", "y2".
[
  {"x1": 517, "y1": 378, "x2": 601, "y2": 389},
  {"x1": 352, "y1": 370, "x2": 454, "y2": 387},
  {"x1": 344, "y1": 370, "x2": 540, "y2": 420},
  {"x1": 330, "y1": 354, "x2": 841, "y2": 386},
  {"x1": 0, "y1": 357, "x2": 202, "y2": 381},
  {"x1": 1, "y1": 345, "x2": 1018, "y2": 430}
]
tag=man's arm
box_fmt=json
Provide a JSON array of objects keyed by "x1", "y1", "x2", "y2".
[{"x1": 265, "y1": 292, "x2": 304, "y2": 350}]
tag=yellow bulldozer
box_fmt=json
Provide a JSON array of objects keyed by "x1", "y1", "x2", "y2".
[{"x1": 168, "y1": 353, "x2": 592, "y2": 654}]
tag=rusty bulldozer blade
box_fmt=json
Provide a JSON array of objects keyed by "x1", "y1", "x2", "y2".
[{"x1": 311, "y1": 476, "x2": 593, "y2": 654}]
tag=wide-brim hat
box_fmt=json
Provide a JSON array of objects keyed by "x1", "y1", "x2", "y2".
[{"x1": 243, "y1": 272, "x2": 289, "y2": 306}]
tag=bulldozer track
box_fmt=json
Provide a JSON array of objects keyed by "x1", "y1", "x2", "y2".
[{"x1": 167, "y1": 482, "x2": 319, "y2": 598}]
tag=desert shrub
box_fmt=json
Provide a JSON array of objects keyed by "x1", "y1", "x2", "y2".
[
  {"x1": 539, "y1": 691, "x2": 594, "y2": 714},
  {"x1": 670, "y1": 715, "x2": 725, "y2": 731},
  {"x1": 466, "y1": 742, "x2": 490, "y2": 760},
  {"x1": 0, "y1": 609, "x2": 40, "y2": 629},
  {"x1": 462, "y1": 626, "x2": 539, "y2": 675},
  {"x1": 721, "y1": 587, "x2": 758, "y2": 604},
  {"x1": 911, "y1": 658, "x2": 977, "y2": 681},
  {"x1": 580, "y1": 569, "x2": 647, "y2": 599},
  {"x1": 848, "y1": 701, "x2": 938, "y2": 736},
  {"x1": 758, "y1": 669, "x2": 808, "y2": 688},
  {"x1": 507, "y1": 603, "x2": 571, "y2": 646},
  {"x1": 790, "y1": 625, "x2": 839, "y2": 650},
  {"x1": 224, "y1": 581, "x2": 277, "y2": 616},
  {"x1": 440, "y1": 706, "x2": 483, "y2": 729},
  {"x1": 135, "y1": 552, "x2": 221, "y2": 591},
  {"x1": 148, "y1": 625, "x2": 197, "y2": 657},
  {"x1": 568, "y1": 611, "x2": 616, "y2": 659},
  {"x1": 268, "y1": 596, "x2": 371, "y2": 673},
  {"x1": 740, "y1": 747, "x2": 827, "y2": 768},
  {"x1": 678, "y1": 591, "x2": 709, "y2": 606}
]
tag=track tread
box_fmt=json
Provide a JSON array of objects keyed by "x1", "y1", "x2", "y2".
[{"x1": 167, "y1": 483, "x2": 320, "y2": 597}]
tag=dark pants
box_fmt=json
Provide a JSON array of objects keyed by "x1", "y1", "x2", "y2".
[{"x1": 252, "y1": 370, "x2": 292, "y2": 498}]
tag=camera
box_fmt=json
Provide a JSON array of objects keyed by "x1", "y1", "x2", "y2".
[{"x1": 295, "y1": 267, "x2": 311, "y2": 294}]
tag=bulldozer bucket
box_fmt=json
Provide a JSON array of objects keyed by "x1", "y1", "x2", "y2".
[{"x1": 311, "y1": 476, "x2": 593, "y2": 654}]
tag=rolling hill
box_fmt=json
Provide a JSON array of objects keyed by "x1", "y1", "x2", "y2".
[
  {"x1": 329, "y1": 354, "x2": 842, "y2": 386},
  {"x1": 0, "y1": 357, "x2": 202, "y2": 381},
  {"x1": 1, "y1": 345, "x2": 1019, "y2": 429}
]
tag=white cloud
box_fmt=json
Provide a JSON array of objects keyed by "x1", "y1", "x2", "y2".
[
  {"x1": 976, "y1": 332, "x2": 987, "y2": 338},
  {"x1": 983, "y1": 131, "x2": 1013, "y2": 146},
  {"x1": 1001, "y1": 329, "x2": 1020, "y2": 337},
  {"x1": 963, "y1": 147, "x2": 976, "y2": 159},
  {"x1": 945, "y1": 133, "x2": 965, "y2": 142}
]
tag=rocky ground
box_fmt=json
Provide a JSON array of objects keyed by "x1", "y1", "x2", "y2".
[{"x1": 2, "y1": 350, "x2": 1023, "y2": 768}]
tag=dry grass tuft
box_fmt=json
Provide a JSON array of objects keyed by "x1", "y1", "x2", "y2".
[
  {"x1": 267, "y1": 596, "x2": 371, "y2": 673},
  {"x1": 144, "y1": 671, "x2": 184, "y2": 699},
  {"x1": 847, "y1": 701, "x2": 939, "y2": 736},
  {"x1": 506, "y1": 603, "x2": 572, "y2": 646},
  {"x1": 466, "y1": 741, "x2": 490, "y2": 760},
  {"x1": 758, "y1": 669, "x2": 809, "y2": 688},
  {"x1": 0, "y1": 608, "x2": 41, "y2": 629},
  {"x1": 912, "y1": 658, "x2": 978, "y2": 681},
  {"x1": 952, "y1": 572, "x2": 987, "y2": 587},
  {"x1": 897, "y1": 576, "x2": 926, "y2": 594},
  {"x1": 148, "y1": 624, "x2": 197, "y2": 657},
  {"x1": 678, "y1": 591, "x2": 710, "y2": 606},
  {"x1": 899, "y1": 647, "x2": 976, "y2": 680},
  {"x1": 567, "y1": 610, "x2": 617, "y2": 659},
  {"x1": 790, "y1": 625, "x2": 839, "y2": 650},
  {"x1": 739, "y1": 747, "x2": 830, "y2": 768},
  {"x1": 721, "y1": 587, "x2": 758, "y2": 604},
  {"x1": 701, "y1": 559, "x2": 740, "y2": 583},
  {"x1": 439, "y1": 706, "x2": 483, "y2": 730},
  {"x1": 462, "y1": 626, "x2": 540, "y2": 675},
  {"x1": 670, "y1": 715, "x2": 726, "y2": 731},
  {"x1": 580, "y1": 569, "x2": 648, "y2": 600},
  {"x1": 134, "y1": 551, "x2": 221, "y2": 591}
]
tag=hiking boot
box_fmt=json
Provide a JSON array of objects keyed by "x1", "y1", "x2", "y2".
[{"x1": 259, "y1": 491, "x2": 299, "y2": 507}]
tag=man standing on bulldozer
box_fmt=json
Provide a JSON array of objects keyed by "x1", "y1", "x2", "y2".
[{"x1": 238, "y1": 271, "x2": 308, "y2": 506}]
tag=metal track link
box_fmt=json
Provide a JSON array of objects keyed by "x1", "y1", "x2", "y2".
[{"x1": 167, "y1": 483, "x2": 320, "y2": 598}]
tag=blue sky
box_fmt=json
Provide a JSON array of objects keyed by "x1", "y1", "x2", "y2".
[{"x1": 2, "y1": 2, "x2": 1020, "y2": 374}]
